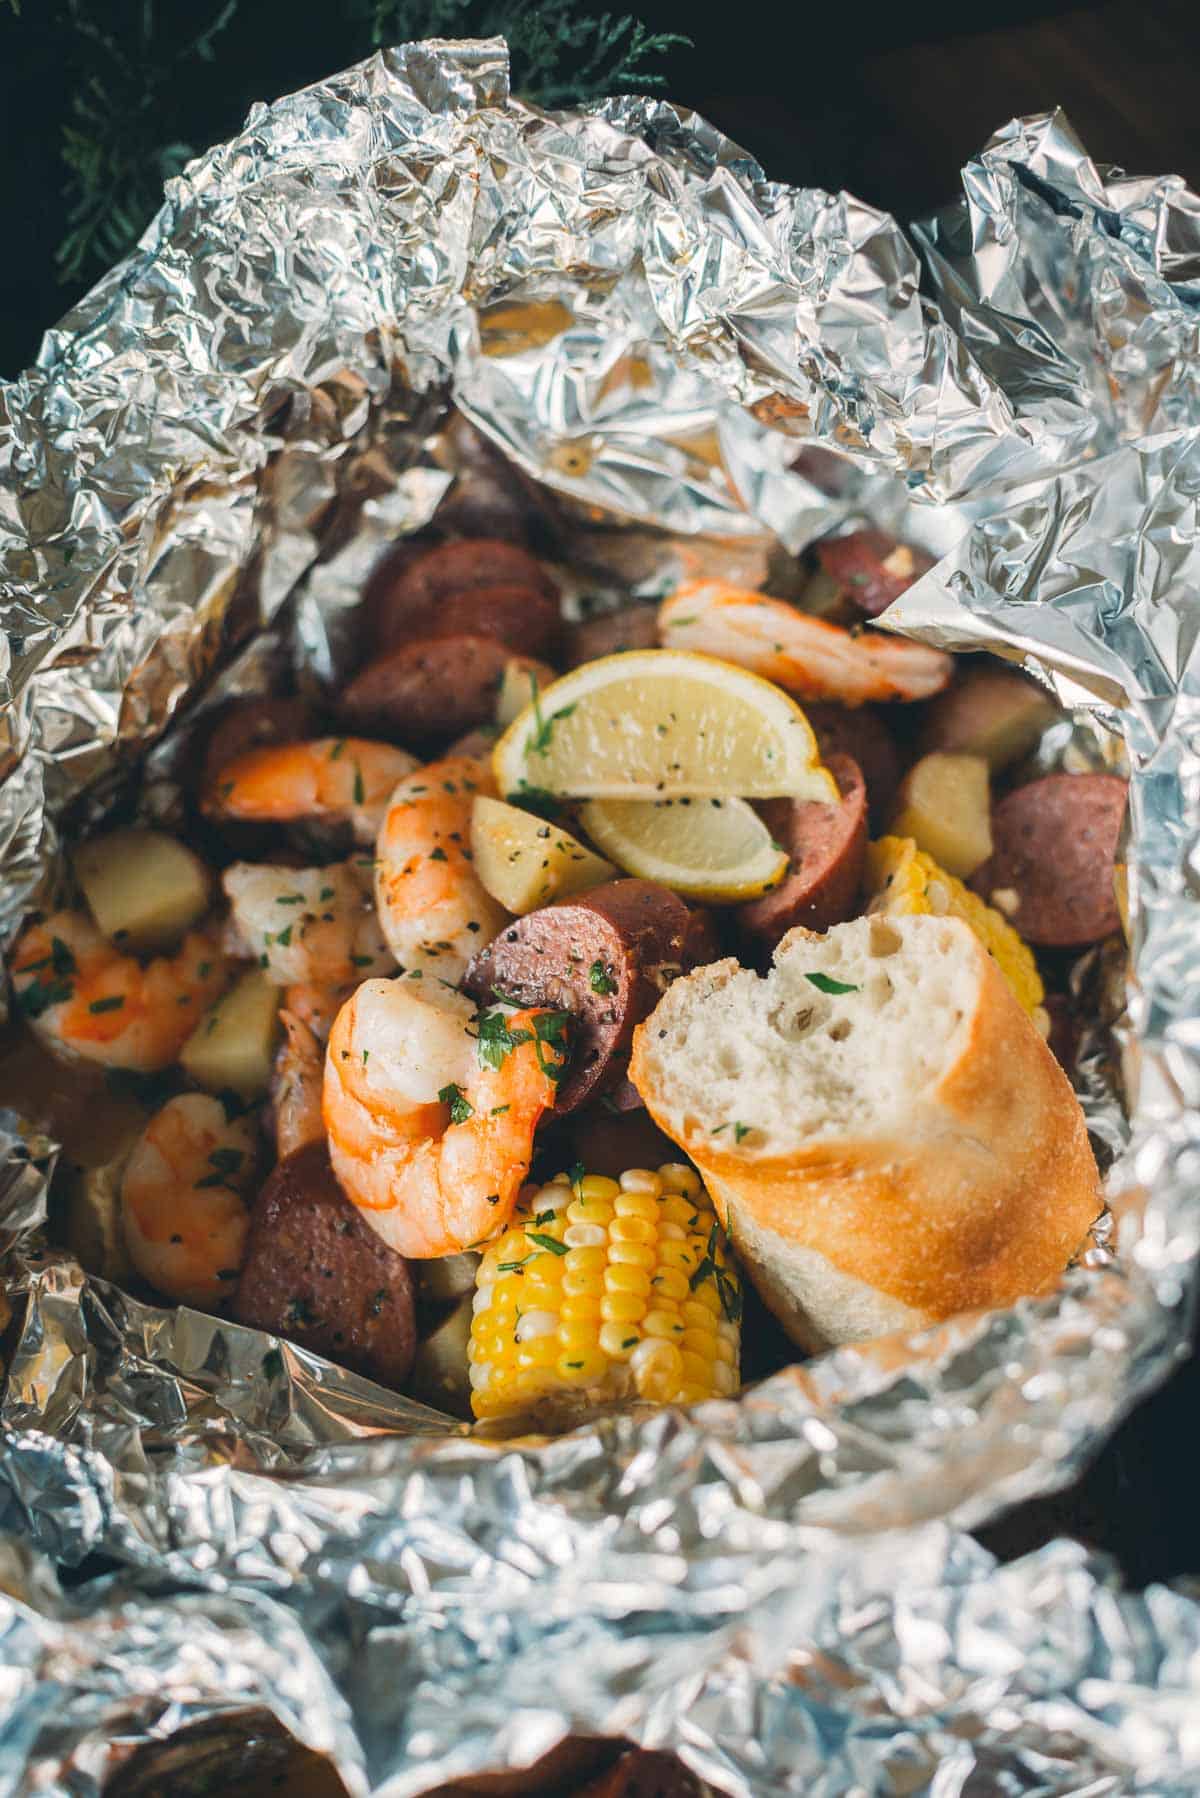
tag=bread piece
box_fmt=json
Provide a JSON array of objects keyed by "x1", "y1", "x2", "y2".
[{"x1": 628, "y1": 913, "x2": 1100, "y2": 1349}]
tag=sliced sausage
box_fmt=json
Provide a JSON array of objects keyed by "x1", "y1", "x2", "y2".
[
  {"x1": 233, "y1": 1142, "x2": 416, "y2": 1388},
  {"x1": 804, "y1": 700, "x2": 901, "y2": 827},
  {"x1": 683, "y1": 905, "x2": 721, "y2": 968},
  {"x1": 339, "y1": 634, "x2": 511, "y2": 746},
  {"x1": 737, "y1": 753, "x2": 868, "y2": 948},
  {"x1": 568, "y1": 1105, "x2": 679, "y2": 1177},
  {"x1": 368, "y1": 537, "x2": 557, "y2": 650},
  {"x1": 420, "y1": 581, "x2": 559, "y2": 660},
  {"x1": 970, "y1": 772, "x2": 1128, "y2": 947},
  {"x1": 463, "y1": 878, "x2": 694, "y2": 1114},
  {"x1": 814, "y1": 529, "x2": 935, "y2": 618},
  {"x1": 565, "y1": 602, "x2": 660, "y2": 667},
  {"x1": 575, "y1": 1749, "x2": 708, "y2": 1798}
]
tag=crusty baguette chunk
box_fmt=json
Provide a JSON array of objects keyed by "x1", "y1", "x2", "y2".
[
  {"x1": 890, "y1": 752, "x2": 992, "y2": 879},
  {"x1": 629, "y1": 913, "x2": 1101, "y2": 1349},
  {"x1": 180, "y1": 967, "x2": 281, "y2": 1098},
  {"x1": 74, "y1": 829, "x2": 211, "y2": 952}
]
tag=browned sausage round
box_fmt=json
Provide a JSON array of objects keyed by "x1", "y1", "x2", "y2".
[
  {"x1": 568, "y1": 1106, "x2": 679, "y2": 1177},
  {"x1": 738, "y1": 753, "x2": 868, "y2": 949},
  {"x1": 369, "y1": 538, "x2": 557, "y2": 650},
  {"x1": 420, "y1": 582, "x2": 560, "y2": 659},
  {"x1": 233, "y1": 1142, "x2": 415, "y2": 1388},
  {"x1": 970, "y1": 772, "x2": 1128, "y2": 947},
  {"x1": 804, "y1": 700, "x2": 901, "y2": 827},
  {"x1": 564, "y1": 602, "x2": 660, "y2": 667},
  {"x1": 815, "y1": 529, "x2": 935, "y2": 618},
  {"x1": 463, "y1": 878, "x2": 694, "y2": 1114},
  {"x1": 339, "y1": 634, "x2": 512, "y2": 746}
]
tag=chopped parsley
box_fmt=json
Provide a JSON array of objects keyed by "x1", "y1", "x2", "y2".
[
  {"x1": 16, "y1": 974, "x2": 75, "y2": 1018},
  {"x1": 88, "y1": 994, "x2": 125, "y2": 1014},
  {"x1": 429, "y1": 846, "x2": 448, "y2": 862},
  {"x1": 804, "y1": 972, "x2": 860, "y2": 995},
  {"x1": 525, "y1": 1231, "x2": 568, "y2": 1256},
  {"x1": 528, "y1": 672, "x2": 577, "y2": 756},
  {"x1": 733, "y1": 1121, "x2": 751, "y2": 1144},
  {"x1": 196, "y1": 1147, "x2": 245, "y2": 1190},
  {"x1": 588, "y1": 960, "x2": 616, "y2": 995},
  {"x1": 505, "y1": 784, "x2": 564, "y2": 820},
  {"x1": 438, "y1": 1082, "x2": 474, "y2": 1125},
  {"x1": 353, "y1": 765, "x2": 365, "y2": 805}
]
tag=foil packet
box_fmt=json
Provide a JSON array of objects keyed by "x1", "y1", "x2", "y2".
[{"x1": 1, "y1": 39, "x2": 1200, "y2": 1792}]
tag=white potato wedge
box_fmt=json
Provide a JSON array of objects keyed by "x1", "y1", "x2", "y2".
[
  {"x1": 75, "y1": 829, "x2": 211, "y2": 952},
  {"x1": 411, "y1": 1252, "x2": 481, "y2": 1307},
  {"x1": 891, "y1": 752, "x2": 993, "y2": 879},
  {"x1": 470, "y1": 795, "x2": 614, "y2": 914},
  {"x1": 62, "y1": 1128, "x2": 140, "y2": 1284},
  {"x1": 406, "y1": 1295, "x2": 474, "y2": 1417},
  {"x1": 495, "y1": 656, "x2": 558, "y2": 729},
  {"x1": 180, "y1": 967, "x2": 282, "y2": 1099}
]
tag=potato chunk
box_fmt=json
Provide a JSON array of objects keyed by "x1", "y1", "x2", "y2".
[
  {"x1": 411, "y1": 1252, "x2": 480, "y2": 1307},
  {"x1": 62, "y1": 1126, "x2": 141, "y2": 1283},
  {"x1": 75, "y1": 829, "x2": 211, "y2": 952},
  {"x1": 470, "y1": 795, "x2": 614, "y2": 914},
  {"x1": 495, "y1": 656, "x2": 558, "y2": 728},
  {"x1": 919, "y1": 666, "x2": 1056, "y2": 771},
  {"x1": 406, "y1": 1295, "x2": 473, "y2": 1417},
  {"x1": 891, "y1": 753, "x2": 992, "y2": 879},
  {"x1": 180, "y1": 968, "x2": 281, "y2": 1098}
]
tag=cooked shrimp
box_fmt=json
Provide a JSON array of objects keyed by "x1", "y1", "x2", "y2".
[
  {"x1": 272, "y1": 1008, "x2": 326, "y2": 1160},
  {"x1": 375, "y1": 755, "x2": 509, "y2": 990},
  {"x1": 204, "y1": 737, "x2": 417, "y2": 844},
  {"x1": 121, "y1": 1093, "x2": 259, "y2": 1306},
  {"x1": 10, "y1": 911, "x2": 230, "y2": 1071},
  {"x1": 222, "y1": 859, "x2": 394, "y2": 987},
  {"x1": 659, "y1": 581, "x2": 953, "y2": 704},
  {"x1": 322, "y1": 979, "x2": 566, "y2": 1257}
]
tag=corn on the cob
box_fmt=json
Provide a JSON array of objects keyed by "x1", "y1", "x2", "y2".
[
  {"x1": 468, "y1": 1163, "x2": 741, "y2": 1423},
  {"x1": 866, "y1": 835, "x2": 1046, "y2": 1023}
]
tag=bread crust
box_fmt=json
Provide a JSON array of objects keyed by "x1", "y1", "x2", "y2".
[{"x1": 629, "y1": 924, "x2": 1101, "y2": 1342}]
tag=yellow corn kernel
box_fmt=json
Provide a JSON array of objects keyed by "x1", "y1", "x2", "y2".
[
  {"x1": 515, "y1": 1338, "x2": 559, "y2": 1371},
  {"x1": 560, "y1": 1292, "x2": 602, "y2": 1323},
  {"x1": 658, "y1": 1240, "x2": 698, "y2": 1271},
  {"x1": 643, "y1": 1308, "x2": 685, "y2": 1339},
  {"x1": 660, "y1": 1194, "x2": 701, "y2": 1228},
  {"x1": 712, "y1": 1362, "x2": 739, "y2": 1396},
  {"x1": 563, "y1": 1245, "x2": 607, "y2": 1278},
  {"x1": 490, "y1": 1274, "x2": 527, "y2": 1310},
  {"x1": 556, "y1": 1349, "x2": 609, "y2": 1384},
  {"x1": 651, "y1": 1267, "x2": 690, "y2": 1301},
  {"x1": 599, "y1": 1321, "x2": 640, "y2": 1360},
  {"x1": 604, "y1": 1263, "x2": 652, "y2": 1297},
  {"x1": 600, "y1": 1290, "x2": 645, "y2": 1324},
  {"x1": 557, "y1": 1317, "x2": 600, "y2": 1355},
  {"x1": 682, "y1": 1293, "x2": 720, "y2": 1326},
  {"x1": 658, "y1": 1163, "x2": 701, "y2": 1196},
  {"x1": 677, "y1": 1383, "x2": 711, "y2": 1404},
  {"x1": 610, "y1": 1215, "x2": 656, "y2": 1246},
  {"x1": 567, "y1": 1195, "x2": 615, "y2": 1227},
  {"x1": 613, "y1": 1190, "x2": 659, "y2": 1222},
  {"x1": 680, "y1": 1350, "x2": 713, "y2": 1385},
  {"x1": 713, "y1": 1334, "x2": 737, "y2": 1366},
  {"x1": 608, "y1": 1240, "x2": 656, "y2": 1270},
  {"x1": 619, "y1": 1168, "x2": 663, "y2": 1195},
  {"x1": 681, "y1": 1327, "x2": 716, "y2": 1359},
  {"x1": 579, "y1": 1174, "x2": 621, "y2": 1202}
]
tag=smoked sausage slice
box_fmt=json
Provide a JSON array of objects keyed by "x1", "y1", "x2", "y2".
[
  {"x1": 815, "y1": 529, "x2": 935, "y2": 618},
  {"x1": 971, "y1": 772, "x2": 1128, "y2": 947},
  {"x1": 564, "y1": 602, "x2": 660, "y2": 667},
  {"x1": 234, "y1": 1142, "x2": 416, "y2": 1388},
  {"x1": 369, "y1": 538, "x2": 557, "y2": 650},
  {"x1": 803, "y1": 700, "x2": 901, "y2": 828},
  {"x1": 463, "y1": 878, "x2": 694, "y2": 1114},
  {"x1": 737, "y1": 753, "x2": 868, "y2": 948},
  {"x1": 340, "y1": 634, "x2": 511, "y2": 746},
  {"x1": 419, "y1": 581, "x2": 559, "y2": 659}
]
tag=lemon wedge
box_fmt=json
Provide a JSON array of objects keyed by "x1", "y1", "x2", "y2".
[
  {"x1": 579, "y1": 796, "x2": 788, "y2": 902},
  {"x1": 491, "y1": 650, "x2": 838, "y2": 804}
]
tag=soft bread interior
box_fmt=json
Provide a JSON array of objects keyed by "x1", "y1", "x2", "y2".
[{"x1": 637, "y1": 913, "x2": 977, "y2": 1153}]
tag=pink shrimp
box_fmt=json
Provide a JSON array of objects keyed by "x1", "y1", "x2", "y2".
[
  {"x1": 10, "y1": 911, "x2": 230, "y2": 1072},
  {"x1": 659, "y1": 581, "x2": 952, "y2": 705},
  {"x1": 121, "y1": 1093, "x2": 260, "y2": 1306},
  {"x1": 322, "y1": 979, "x2": 567, "y2": 1257},
  {"x1": 204, "y1": 736, "x2": 417, "y2": 844},
  {"x1": 270, "y1": 982, "x2": 353, "y2": 1161},
  {"x1": 374, "y1": 754, "x2": 510, "y2": 990}
]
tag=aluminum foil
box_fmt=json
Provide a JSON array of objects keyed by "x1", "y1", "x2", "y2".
[{"x1": 2, "y1": 38, "x2": 1200, "y2": 1791}]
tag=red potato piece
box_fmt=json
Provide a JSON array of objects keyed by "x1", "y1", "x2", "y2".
[
  {"x1": 233, "y1": 1142, "x2": 416, "y2": 1388},
  {"x1": 420, "y1": 581, "x2": 560, "y2": 660},
  {"x1": 919, "y1": 664, "x2": 1058, "y2": 771},
  {"x1": 738, "y1": 753, "x2": 868, "y2": 948},
  {"x1": 804, "y1": 700, "x2": 901, "y2": 828},
  {"x1": 369, "y1": 537, "x2": 558, "y2": 651},
  {"x1": 816, "y1": 529, "x2": 935, "y2": 618},
  {"x1": 564, "y1": 602, "x2": 661, "y2": 667},
  {"x1": 971, "y1": 772, "x2": 1128, "y2": 947},
  {"x1": 339, "y1": 634, "x2": 512, "y2": 746},
  {"x1": 463, "y1": 878, "x2": 694, "y2": 1114}
]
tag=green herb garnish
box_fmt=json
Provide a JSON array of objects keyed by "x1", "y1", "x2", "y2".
[
  {"x1": 804, "y1": 972, "x2": 859, "y2": 995},
  {"x1": 438, "y1": 1082, "x2": 474, "y2": 1125}
]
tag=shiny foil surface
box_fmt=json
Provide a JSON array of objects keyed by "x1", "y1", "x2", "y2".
[{"x1": 1, "y1": 39, "x2": 1200, "y2": 1792}]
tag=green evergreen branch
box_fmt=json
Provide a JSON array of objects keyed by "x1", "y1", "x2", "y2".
[{"x1": 33, "y1": 0, "x2": 688, "y2": 286}]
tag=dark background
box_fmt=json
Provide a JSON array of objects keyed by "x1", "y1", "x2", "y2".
[{"x1": 2, "y1": 0, "x2": 1199, "y2": 1586}]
